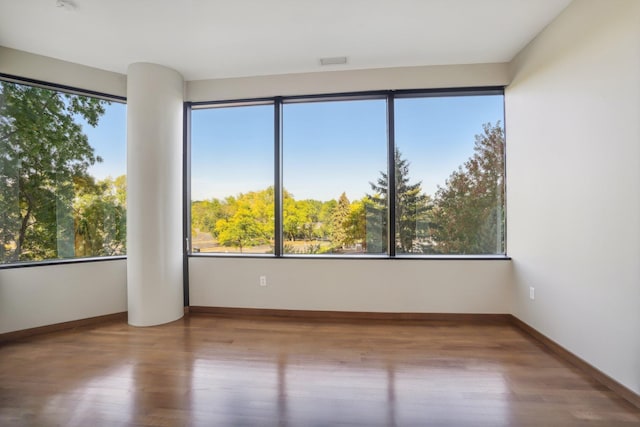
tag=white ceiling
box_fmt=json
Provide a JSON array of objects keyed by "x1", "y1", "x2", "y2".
[{"x1": 0, "y1": 0, "x2": 572, "y2": 81}]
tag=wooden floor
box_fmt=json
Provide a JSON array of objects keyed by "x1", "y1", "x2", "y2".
[{"x1": 1, "y1": 314, "x2": 639, "y2": 427}]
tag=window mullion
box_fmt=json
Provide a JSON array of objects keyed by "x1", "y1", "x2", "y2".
[
  {"x1": 387, "y1": 93, "x2": 396, "y2": 257},
  {"x1": 274, "y1": 97, "x2": 283, "y2": 257},
  {"x1": 183, "y1": 102, "x2": 192, "y2": 305}
]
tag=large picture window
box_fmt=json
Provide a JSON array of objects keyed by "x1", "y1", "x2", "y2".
[
  {"x1": 188, "y1": 88, "x2": 505, "y2": 258},
  {"x1": 394, "y1": 94, "x2": 505, "y2": 255},
  {"x1": 190, "y1": 103, "x2": 274, "y2": 254},
  {"x1": 0, "y1": 79, "x2": 127, "y2": 265},
  {"x1": 282, "y1": 99, "x2": 387, "y2": 255}
]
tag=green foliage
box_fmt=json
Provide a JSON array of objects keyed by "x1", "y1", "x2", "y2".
[
  {"x1": 191, "y1": 198, "x2": 228, "y2": 238},
  {"x1": 283, "y1": 192, "x2": 324, "y2": 242},
  {"x1": 215, "y1": 202, "x2": 268, "y2": 253},
  {"x1": 283, "y1": 192, "x2": 302, "y2": 241},
  {"x1": 318, "y1": 199, "x2": 337, "y2": 239},
  {"x1": 0, "y1": 80, "x2": 122, "y2": 263},
  {"x1": 296, "y1": 199, "x2": 322, "y2": 241},
  {"x1": 344, "y1": 200, "x2": 366, "y2": 249},
  {"x1": 74, "y1": 176, "x2": 127, "y2": 256},
  {"x1": 193, "y1": 188, "x2": 274, "y2": 252},
  {"x1": 430, "y1": 122, "x2": 505, "y2": 254},
  {"x1": 364, "y1": 194, "x2": 386, "y2": 253},
  {"x1": 369, "y1": 149, "x2": 431, "y2": 253},
  {"x1": 330, "y1": 192, "x2": 351, "y2": 251}
]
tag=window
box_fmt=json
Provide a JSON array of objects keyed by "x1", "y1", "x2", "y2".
[
  {"x1": 282, "y1": 99, "x2": 387, "y2": 254},
  {"x1": 190, "y1": 103, "x2": 274, "y2": 254},
  {"x1": 0, "y1": 79, "x2": 126, "y2": 265},
  {"x1": 188, "y1": 89, "x2": 505, "y2": 258},
  {"x1": 394, "y1": 94, "x2": 505, "y2": 255}
]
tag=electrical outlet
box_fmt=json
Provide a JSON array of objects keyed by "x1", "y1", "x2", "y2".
[
  {"x1": 259, "y1": 276, "x2": 267, "y2": 287},
  {"x1": 529, "y1": 286, "x2": 535, "y2": 300}
]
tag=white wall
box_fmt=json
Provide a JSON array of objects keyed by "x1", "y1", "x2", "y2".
[
  {"x1": 190, "y1": 258, "x2": 511, "y2": 313},
  {"x1": 0, "y1": 259, "x2": 127, "y2": 334},
  {"x1": 0, "y1": 46, "x2": 126, "y2": 98},
  {"x1": 506, "y1": 0, "x2": 640, "y2": 395},
  {"x1": 187, "y1": 62, "x2": 509, "y2": 101}
]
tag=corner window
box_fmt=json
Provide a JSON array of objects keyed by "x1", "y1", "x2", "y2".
[{"x1": 0, "y1": 79, "x2": 126, "y2": 265}]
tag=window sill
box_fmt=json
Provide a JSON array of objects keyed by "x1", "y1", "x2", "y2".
[{"x1": 188, "y1": 253, "x2": 511, "y2": 261}]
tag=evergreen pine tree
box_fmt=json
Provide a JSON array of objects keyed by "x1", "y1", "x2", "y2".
[{"x1": 369, "y1": 149, "x2": 430, "y2": 253}]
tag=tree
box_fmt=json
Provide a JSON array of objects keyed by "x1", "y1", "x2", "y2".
[
  {"x1": 215, "y1": 202, "x2": 267, "y2": 253},
  {"x1": 241, "y1": 187, "x2": 275, "y2": 241},
  {"x1": 344, "y1": 199, "x2": 366, "y2": 250},
  {"x1": 318, "y1": 199, "x2": 337, "y2": 240},
  {"x1": 0, "y1": 81, "x2": 108, "y2": 263},
  {"x1": 283, "y1": 192, "x2": 303, "y2": 241},
  {"x1": 191, "y1": 198, "x2": 228, "y2": 238},
  {"x1": 430, "y1": 122, "x2": 505, "y2": 254},
  {"x1": 191, "y1": 187, "x2": 276, "y2": 252},
  {"x1": 369, "y1": 149, "x2": 430, "y2": 253},
  {"x1": 296, "y1": 199, "x2": 322, "y2": 241},
  {"x1": 74, "y1": 175, "x2": 126, "y2": 256},
  {"x1": 329, "y1": 192, "x2": 351, "y2": 251},
  {"x1": 203, "y1": 188, "x2": 275, "y2": 252},
  {"x1": 364, "y1": 193, "x2": 386, "y2": 253}
]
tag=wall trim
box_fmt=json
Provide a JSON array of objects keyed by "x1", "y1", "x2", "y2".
[
  {"x1": 188, "y1": 306, "x2": 511, "y2": 323},
  {"x1": 0, "y1": 312, "x2": 127, "y2": 344},
  {"x1": 510, "y1": 315, "x2": 640, "y2": 410}
]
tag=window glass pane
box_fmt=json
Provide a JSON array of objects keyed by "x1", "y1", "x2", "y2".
[
  {"x1": 283, "y1": 99, "x2": 387, "y2": 255},
  {"x1": 394, "y1": 95, "x2": 505, "y2": 254},
  {"x1": 191, "y1": 104, "x2": 274, "y2": 254},
  {"x1": 0, "y1": 80, "x2": 127, "y2": 264}
]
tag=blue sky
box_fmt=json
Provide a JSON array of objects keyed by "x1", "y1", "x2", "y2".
[
  {"x1": 82, "y1": 101, "x2": 127, "y2": 180},
  {"x1": 191, "y1": 104, "x2": 274, "y2": 201},
  {"x1": 191, "y1": 95, "x2": 504, "y2": 202},
  {"x1": 282, "y1": 100, "x2": 387, "y2": 202}
]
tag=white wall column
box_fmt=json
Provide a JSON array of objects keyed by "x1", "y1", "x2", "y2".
[{"x1": 127, "y1": 63, "x2": 184, "y2": 326}]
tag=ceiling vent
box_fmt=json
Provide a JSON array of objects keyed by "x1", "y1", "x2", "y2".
[{"x1": 319, "y1": 56, "x2": 348, "y2": 66}]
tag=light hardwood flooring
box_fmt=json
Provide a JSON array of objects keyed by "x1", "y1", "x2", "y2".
[{"x1": 1, "y1": 314, "x2": 639, "y2": 426}]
